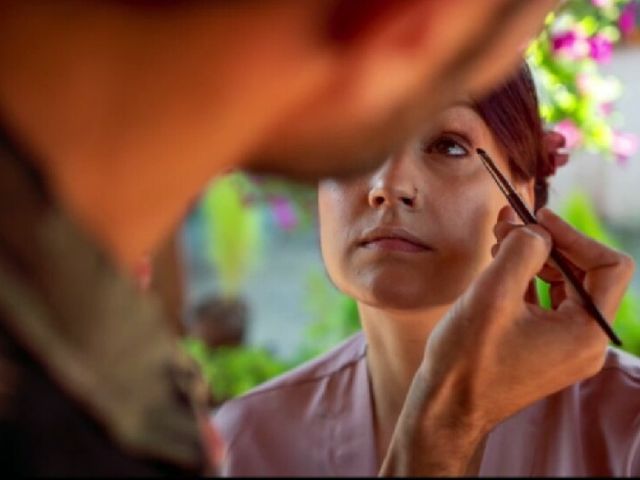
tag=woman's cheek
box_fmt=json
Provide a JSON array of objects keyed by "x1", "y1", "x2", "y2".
[
  {"x1": 441, "y1": 182, "x2": 499, "y2": 262},
  {"x1": 318, "y1": 184, "x2": 362, "y2": 292}
]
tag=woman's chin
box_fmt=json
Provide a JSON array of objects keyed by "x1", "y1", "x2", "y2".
[{"x1": 357, "y1": 274, "x2": 462, "y2": 311}]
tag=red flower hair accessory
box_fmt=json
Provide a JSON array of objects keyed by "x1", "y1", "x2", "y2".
[{"x1": 541, "y1": 130, "x2": 570, "y2": 177}]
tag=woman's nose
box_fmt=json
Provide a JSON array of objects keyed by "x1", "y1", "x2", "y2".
[
  {"x1": 368, "y1": 184, "x2": 417, "y2": 208},
  {"x1": 367, "y1": 155, "x2": 420, "y2": 210}
]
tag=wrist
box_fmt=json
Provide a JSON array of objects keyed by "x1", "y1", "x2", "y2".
[
  {"x1": 380, "y1": 364, "x2": 490, "y2": 476},
  {"x1": 414, "y1": 360, "x2": 491, "y2": 436}
]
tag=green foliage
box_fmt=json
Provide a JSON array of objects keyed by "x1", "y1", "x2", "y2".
[
  {"x1": 183, "y1": 337, "x2": 290, "y2": 405},
  {"x1": 184, "y1": 269, "x2": 361, "y2": 405},
  {"x1": 560, "y1": 190, "x2": 619, "y2": 246},
  {"x1": 200, "y1": 173, "x2": 262, "y2": 298},
  {"x1": 527, "y1": 0, "x2": 637, "y2": 158},
  {"x1": 294, "y1": 271, "x2": 361, "y2": 363}
]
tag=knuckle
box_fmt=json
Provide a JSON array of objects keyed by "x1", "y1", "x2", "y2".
[{"x1": 618, "y1": 253, "x2": 636, "y2": 278}]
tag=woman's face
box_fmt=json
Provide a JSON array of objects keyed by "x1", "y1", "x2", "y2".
[{"x1": 318, "y1": 102, "x2": 534, "y2": 310}]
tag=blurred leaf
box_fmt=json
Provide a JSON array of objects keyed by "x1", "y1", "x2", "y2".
[
  {"x1": 200, "y1": 173, "x2": 262, "y2": 298},
  {"x1": 183, "y1": 337, "x2": 290, "y2": 405}
]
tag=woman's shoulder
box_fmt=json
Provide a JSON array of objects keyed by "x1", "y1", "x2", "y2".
[
  {"x1": 212, "y1": 331, "x2": 367, "y2": 437},
  {"x1": 484, "y1": 348, "x2": 640, "y2": 476},
  {"x1": 225, "y1": 330, "x2": 366, "y2": 402},
  {"x1": 554, "y1": 346, "x2": 640, "y2": 424},
  {"x1": 590, "y1": 347, "x2": 640, "y2": 390},
  {"x1": 211, "y1": 331, "x2": 369, "y2": 475}
]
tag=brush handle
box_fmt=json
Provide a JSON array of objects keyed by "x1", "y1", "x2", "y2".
[
  {"x1": 549, "y1": 250, "x2": 622, "y2": 346},
  {"x1": 506, "y1": 194, "x2": 622, "y2": 346}
]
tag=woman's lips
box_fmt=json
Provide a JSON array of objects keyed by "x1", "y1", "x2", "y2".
[
  {"x1": 362, "y1": 237, "x2": 428, "y2": 253},
  {"x1": 358, "y1": 227, "x2": 432, "y2": 253}
]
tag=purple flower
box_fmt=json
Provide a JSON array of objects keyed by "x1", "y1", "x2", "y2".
[
  {"x1": 552, "y1": 30, "x2": 577, "y2": 51},
  {"x1": 612, "y1": 131, "x2": 639, "y2": 165},
  {"x1": 619, "y1": 3, "x2": 638, "y2": 36},
  {"x1": 588, "y1": 34, "x2": 613, "y2": 64},
  {"x1": 553, "y1": 119, "x2": 582, "y2": 150},
  {"x1": 269, "y1": 196, "x2": 298, "y2": 231},
  {"x1": 551, "y1": 30, "x2": 589, "y2": 60}
]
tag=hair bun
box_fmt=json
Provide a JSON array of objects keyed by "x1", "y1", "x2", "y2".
[{"x1": 541, "y1": 130, "x2": 570, "y2": 177}]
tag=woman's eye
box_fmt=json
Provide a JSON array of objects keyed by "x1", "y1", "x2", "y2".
[{"x1": 426, "y1": 137, "x2": 469, "y2": 158}]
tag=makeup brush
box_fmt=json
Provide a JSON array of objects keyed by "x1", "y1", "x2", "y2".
[{"x1": 477, "y1": 147, "x2": 622, "y2": 347}]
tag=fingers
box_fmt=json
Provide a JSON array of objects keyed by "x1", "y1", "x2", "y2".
[
  {"x1": 536, "y1": 208, "x2": 635, "y2": 317},
  {"x1": 478, "y1": 221, "x2": 553, "y2": 308},
  {"x1": 536, "y1": 209, "x2": 620, "y2": 271},
  {"x1": 494, "y1": 208, "x2": 585, "y2": 285},
  {"x1": 493, "y1": 207, "x2": 635, "y2": 320}
]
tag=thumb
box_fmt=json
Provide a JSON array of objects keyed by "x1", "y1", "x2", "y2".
[{"x1": 474, "y1": 225, "x2": 552, "y2": 306}]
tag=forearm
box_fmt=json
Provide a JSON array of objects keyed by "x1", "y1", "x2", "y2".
[
  {"x1": 379, "y1": 418, "x2": 486, "y2": 476},
  {"x1": 379, "y1": 365, "x2": 489, "y2": 477}
]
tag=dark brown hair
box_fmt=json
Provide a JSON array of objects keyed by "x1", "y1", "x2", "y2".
[{"x1": 475, "y1": 62, "x2": 551, "y2": 211}]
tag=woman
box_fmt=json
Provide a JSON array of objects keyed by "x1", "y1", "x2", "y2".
[{"x1": 213, "y1": 64, "x2": 640, "y2": 476}]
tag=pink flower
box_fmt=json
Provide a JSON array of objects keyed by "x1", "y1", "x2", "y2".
[
  {"x1": 598, "y1": 102, "x2": 615, "y2": 117},
  {"x1": 553, "y1": 119, "x2": 583, "y2": 150},
  {"x1": 588, "y1": 33, "x2": 613, "y2": 64},
  {"x1": 619, "y1": 3, "x2": 638, "y2": 36},
  {"x1": 270, "y1": 196, "x2": 298, "y2": 231},
  {"x1": 591, "y1": 0, "x2": 613, "y2": 7},
  {"x1": 612, "y1": 131, "x2": 639, "y2": 165},
  {"x1": 551, "y1": 30, "x2": 589, "y2": 60}
]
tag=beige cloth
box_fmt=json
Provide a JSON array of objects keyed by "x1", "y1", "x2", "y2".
[
  {"x1": 215, "y1": 332, "x2": 640, "y2": 476},
  {"x1": 0, "y1": 123, "x2": 211, "y2": 472}
]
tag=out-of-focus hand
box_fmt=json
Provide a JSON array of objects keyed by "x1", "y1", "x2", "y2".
[
  {"x1": 381, "y1": 207, "x2": 635, "y2": 476},
  {"x1": 423, "y1": 0, "x2": 560, "y2": 97}
]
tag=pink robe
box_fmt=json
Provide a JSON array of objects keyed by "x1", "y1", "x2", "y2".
[{"x1": 214, "y1": 332, "x2": 640, "y2": 476}]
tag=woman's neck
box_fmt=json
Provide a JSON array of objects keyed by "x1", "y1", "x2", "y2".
[{"x1": 358, "y1": 302, "x2": 452, "y2": 466}]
